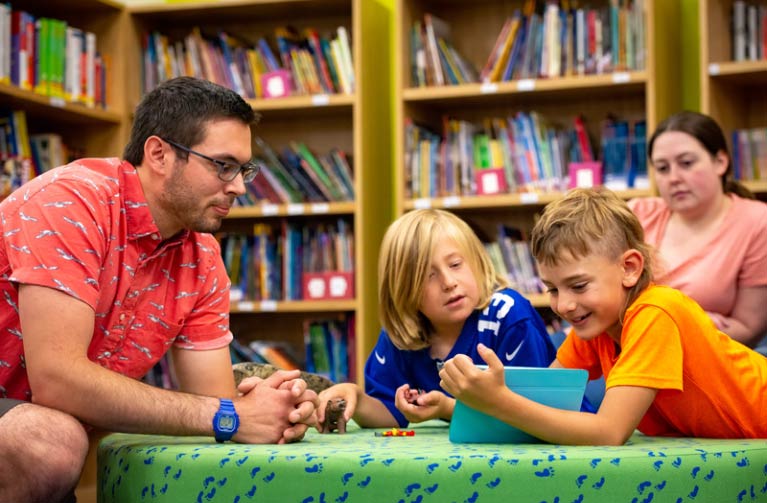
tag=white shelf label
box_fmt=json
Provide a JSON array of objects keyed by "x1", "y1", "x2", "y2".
[
  {"x1": 413, "y1": 198, "x2": 432, "y2": 209},
  {"x1": 480, "y1": 82, "x2": 498, "y2": 94},
  {"x1": 230, "y1": 288, "x2": 244, "y2": 302},
  {"x1": 310, "y1": 203, "x2": 330, "y2": 214},
  {"x1": 311, "y1": 94, "x2": 330, "y2": 106},
  {"x1": 516, "y1": 79, "x2": 536, "y2": 91},
  {"x1": 236, "y1": 301, "x2": 255, "y2": 311},
  {"x1": 442, "y1": 196, "x2": 461, "y2": 207},
  {"x1": 708, "y1": 63, "x2": 720, "y2": 75},
  {"x1": 287, "y1": 203, "x2": 305, "y2": 215},
  {"x1": 260, "y1": 204, "x2": 279, "y2": 216},
  {"x1": 520, "y1": 192, "x2": 540, "y2": 204},
  {"x1": 49, "y1": 97, "x2": 66, "y2": 108},
  {"x1": 611, "y1": 72, "x2": 631, "y2": 83},
  {"x1": 260, "y1": 300, "x2": 278, "y2": 311}
]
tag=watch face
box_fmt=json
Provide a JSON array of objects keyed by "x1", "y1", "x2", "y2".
[{"x1": 218, "y1": 415, "x2": 236, "y2": 431}]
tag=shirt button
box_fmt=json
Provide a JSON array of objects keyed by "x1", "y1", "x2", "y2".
[
  {"x1": 119, "y1": 314, "x2": 126, "y2": 321},
  {"x1": 151, "y1": 234, "x2": 159, "y2": 240}
]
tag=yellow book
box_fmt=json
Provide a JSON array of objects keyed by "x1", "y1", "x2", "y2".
[
  {"x1": 419, "y1": 139, "x2": 431, "y2": 198},
  {"x1": 246, "y1": 48, "x2": 262, "y2": 98},
  {"x1": 490, "y1": 16, "x2": 520, "y2": 82},
  {"x1": 330, "y1": 38, "x2": 349, "y2": 94}
]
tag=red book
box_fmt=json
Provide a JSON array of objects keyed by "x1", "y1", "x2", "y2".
[{"x1": 574, "y1": 115, "x2": 594, "y2": 162}]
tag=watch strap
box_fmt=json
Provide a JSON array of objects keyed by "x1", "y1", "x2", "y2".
[{"x1": 213, "y1": 398, "x2": 238, "y2": 443}]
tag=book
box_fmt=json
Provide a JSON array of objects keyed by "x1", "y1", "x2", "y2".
[{"x1": 423, "y1": 13, "x2": 450, "y2": 86}]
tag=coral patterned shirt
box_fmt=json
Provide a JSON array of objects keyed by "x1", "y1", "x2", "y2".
[{"x1": 0, "y1": 158, "x2": 233, "y2": 400}]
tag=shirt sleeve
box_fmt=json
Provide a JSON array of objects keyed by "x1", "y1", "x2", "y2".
[
  {"x1": 609, "y1": 303, "x2": 684, "y2": 391},
  {"x1": 173, "y1": 235, "x2": 233, "y2": 350},
  {"x1": 3, "y1": 178, "x2": 108, "y2": 308},
  {"x1": 738, "y1": 201, "x2": 767, "y2": 288},
  {"x1": 364, "y1": 330, "x2": 410, "y2": 427}
]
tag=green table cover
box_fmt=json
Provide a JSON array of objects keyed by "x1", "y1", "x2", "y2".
[{"x1": 98, "y1": 422, "x2": 767, "y2": 503}]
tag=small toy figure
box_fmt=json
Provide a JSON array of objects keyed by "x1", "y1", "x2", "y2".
[
  {"x1": 232, "y1": 362, "x2": 334, "y2": 394},
  {"x1": 403, "y1": 388, "x2": 425, "y2": 405},
  {"x1": 375, "y1": 428, "x2": 415, "y2": 437},
  {"x1": 321, "y1": 397, "x2": 348, "y2": 434}
]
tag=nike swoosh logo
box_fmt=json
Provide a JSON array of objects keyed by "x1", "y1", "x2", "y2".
[
  {"x1": 375, "y1": 351, "x2": 386, "y2": 365},
  {"x1": 505, "y1": 341, "x2": 524, "y2": 362}
]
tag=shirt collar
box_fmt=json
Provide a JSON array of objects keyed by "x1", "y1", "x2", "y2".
[{"x1": 120, "y1": 160, "x2": 190, "y2": 244}]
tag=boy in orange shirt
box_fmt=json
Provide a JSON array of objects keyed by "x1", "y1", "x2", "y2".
[{"x1": 440, "y1": 188, "x2": 767, "y2": 444}]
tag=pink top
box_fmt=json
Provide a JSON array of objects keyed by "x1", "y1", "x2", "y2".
[
  {"x1": 629, "y1": 195, "x2": 767, "y2": 316},
  {"x1": 0, "y1": 158, "x2": 233, "y2": 400}
]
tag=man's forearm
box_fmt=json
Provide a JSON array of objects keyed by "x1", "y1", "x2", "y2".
[{"x1": 31, "y1": 359, "x2": 219, "y2": 437}]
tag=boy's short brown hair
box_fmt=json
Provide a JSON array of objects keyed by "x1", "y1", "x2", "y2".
[{"x1": 378, "y1": 209, "x2": 507, "y2": 350}]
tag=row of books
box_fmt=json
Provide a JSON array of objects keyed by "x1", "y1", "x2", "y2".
[
  {"x1": 732, "y1": 127, "x2": 767, "y2": 182},
  {"x1": 732, "y1": 1, "x2": 767, "y2": 62},
  {"x1": 304, "y1": 315, "x2": 354, "y2": 384},
  {"x1": 410, "y1": 0, "x2": 646, "y2": 87},
  {"x1": 0, "y1": 6, "x2": 106, "y2": 108},
  {"x1": 481, "y1": 0, "x2": 645, "y2": 82},
  {"x1": 142, "y1": 25, "x2": 355, "y2": 98},
  {"x1": 410, "y1": 13, "x2": 478, "y2": 87},
  {"x1": 229, "y1": 314, "x2": 355, "y2": 384},
  {"x1": 229, "y1": 338, "x2": 301, "y2": 371},
  {"x1": 404, "y1": 112, "x2": 647, "y2": 198},
  {"x1": 219, "y1": 219, "x2": 354, "y2": 302},
  {"x1": 484, "y1": 225, "x2": 544, "y2": 295},
  {"x1": 237, "y1": 137, "x2": 354, "y2": 206},
  {"x1": 0, "y1": 109, "x2": 80, "y2": 197}
]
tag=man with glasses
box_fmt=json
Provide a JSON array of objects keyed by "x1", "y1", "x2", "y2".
[{"x1": 0, "y1": 77, "x2": 318, "y2": 503}]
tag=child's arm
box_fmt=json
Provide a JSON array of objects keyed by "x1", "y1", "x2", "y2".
[
  {"x1": 317, "y1": 383, "x2": 400, "y2": 430},
  {"x1": 441, "y1": 344, "x2": 657, "y2": 445},
  {"x1": 393, "y1": 383, "x2": 455, "y2": 423}
]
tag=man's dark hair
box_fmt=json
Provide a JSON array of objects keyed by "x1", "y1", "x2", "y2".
[{"x1": 123, "y1": 77, "x2": 259, "y2": 165}]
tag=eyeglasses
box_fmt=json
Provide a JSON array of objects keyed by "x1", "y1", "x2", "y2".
[{"x1": 162, "y1": 138, "x2": 260, "y2": 183}]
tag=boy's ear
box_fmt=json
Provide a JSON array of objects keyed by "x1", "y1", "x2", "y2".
[{"x1": 620, "y1": 249, "x2": 644, "y2": 288}]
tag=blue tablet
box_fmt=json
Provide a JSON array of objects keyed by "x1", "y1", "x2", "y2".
[{"x1": 449, "y1": 366, "x2": 588, "y2": 443}]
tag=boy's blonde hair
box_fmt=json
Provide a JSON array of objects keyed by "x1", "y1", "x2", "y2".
[
  {"x1": 530, "y1": 188, "x2": 654, "y2": 313},
  {"x1": 378, "y1": 209, "x2": 508, "y2": 350}
]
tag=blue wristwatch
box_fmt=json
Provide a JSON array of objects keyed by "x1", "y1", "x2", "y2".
[{"x1": 212, "y1": 398, "x2": 239, "y2": 443}]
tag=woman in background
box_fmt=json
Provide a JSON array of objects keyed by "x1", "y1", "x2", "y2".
[{"x1": 629, "y1": 111, "x2": 767, "y2": 348}]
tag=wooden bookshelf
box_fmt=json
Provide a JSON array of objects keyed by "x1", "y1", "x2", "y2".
[
  {"x1": 125, "y1": 0, "x2": 391, "y2": 387},
  {"x1": 700, "y1": 0, "x2": 767, "y2": 196},
  {"x1": 0, "y1": 0, "x2": 130, "y2": 160},
  {"x1": 395, "y1": 0, "x2": 680, "y2": 305}
]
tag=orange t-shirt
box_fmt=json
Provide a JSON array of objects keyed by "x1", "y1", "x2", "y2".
[{"x1": 557, "y1": 284, "x2": 767, "y2": 438}]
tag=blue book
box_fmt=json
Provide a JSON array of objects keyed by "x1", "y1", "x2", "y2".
[{"x1": 257, "y1": 37, "x2": 281, "y2": 71}]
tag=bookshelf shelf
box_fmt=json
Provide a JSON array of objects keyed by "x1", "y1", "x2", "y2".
[
  {"x1": 402, "y1": 72, "x2": 648, "y2": 103},
  {"x1": 228, "y1": 201, "x2": 355, "y2": 219},
  {"x1": 248, "y1": 94, "x2": 355, "y2": 112},
  {"x1": 700, "y1": 0, "x2": 767, "y2": 195},
  {"x1": 0, "y1": 83, "x2": 124, "y2": 125},
  {"x1": 403, "y1": 189, "x2": 652, "y2": 211},
  {"x1": 708, "y1": 60, "x2": 767, "y2": 80},
  {"x1": 395, "y1": 0, "x2": 680, "y2": 308},
  {"x1": 743, "y1": 180, "x2": 767, "y2": 194},
  {"x1": 230, "y1": 299, "x2": 357, "y2": 313},
  {"x1": 527, "y1": 293, "x2": 550, "y2": 309}
]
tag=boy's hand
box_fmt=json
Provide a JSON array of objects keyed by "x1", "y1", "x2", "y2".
[
  {"x1": 394, "y1": 383, "x2": 454, "y2": 423},
  {"x1": 439, "y1": 343, "x2": 506, "y2": 413}
]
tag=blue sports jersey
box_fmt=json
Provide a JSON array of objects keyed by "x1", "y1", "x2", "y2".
[{"x1": 364, "y1": 288, "x2": 557, "y2": 427}]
